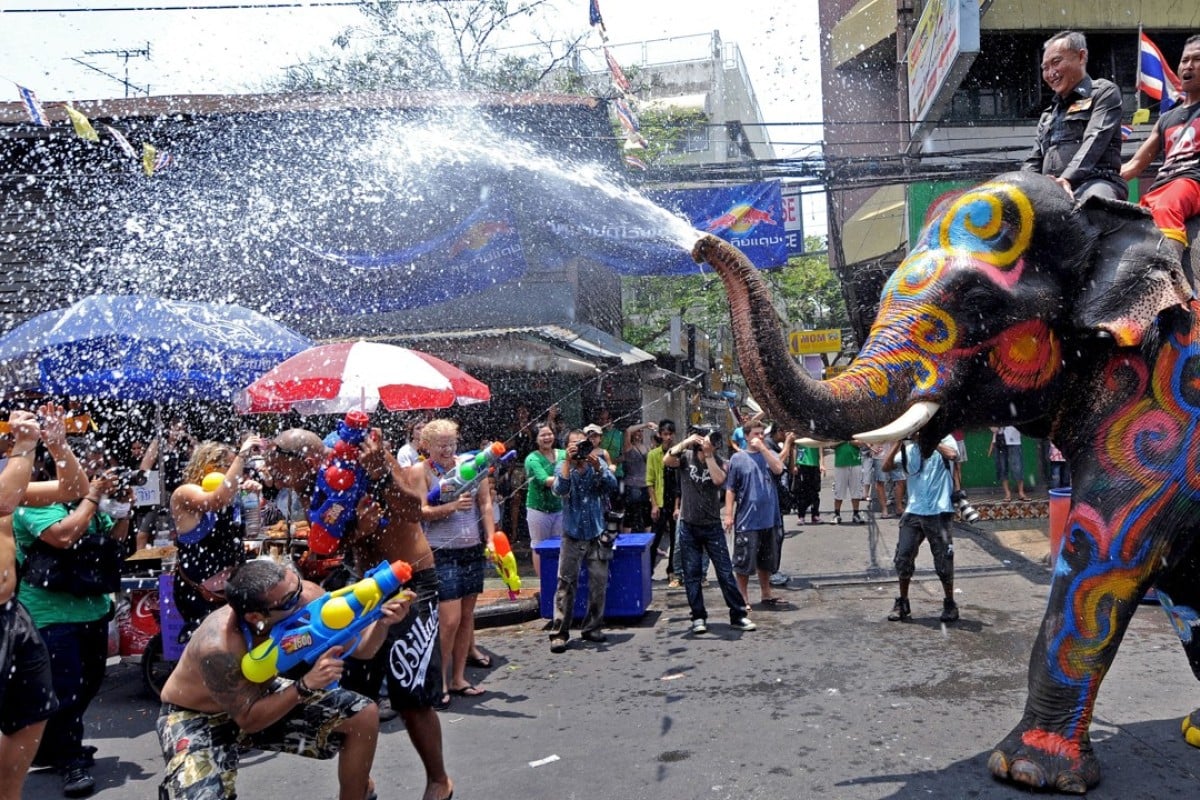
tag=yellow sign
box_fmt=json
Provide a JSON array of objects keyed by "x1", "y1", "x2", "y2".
[{"x1": 788, "y1": 329, "x2": 842, "y2": 355}]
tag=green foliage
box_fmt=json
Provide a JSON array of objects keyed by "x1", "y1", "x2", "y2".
[
  {"x1": 622, "y1": 238, "x2": 847, "y2": 352},
  {"x1": 627, "y1": 107, "x2": 708, "y2": 165}
]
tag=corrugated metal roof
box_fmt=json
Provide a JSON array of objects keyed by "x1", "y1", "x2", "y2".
[
  {"x1": 0, "y1": 90, "x2": 603, "y2": 126},
  {"x1": 354, "y1": 323, "x2": 654, "y2": 367}
]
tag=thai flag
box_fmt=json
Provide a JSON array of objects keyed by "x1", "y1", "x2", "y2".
[
  {"x1": 15, "y1": 84, "x2": 48, "y2": 127},
  {"x1": 1137, "y1": 31, "x2": 1183, "y2": 110},
  {"x1": 1120, "y1": 125, "x2": 1132, "y2": 141},
  {"x1": 605, "y1": 48, "x2": 631, "y2": 93},
  {"x1": 613, "y1": 98, "x2": 639, "y2": 135}
]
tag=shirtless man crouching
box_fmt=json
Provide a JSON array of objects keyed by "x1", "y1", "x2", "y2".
[{"x1": 156, "y1": 558, "x2": 411, "y2": 800}]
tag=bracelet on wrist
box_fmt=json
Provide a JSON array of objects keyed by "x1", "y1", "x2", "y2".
[
  {"x1": 81, "y1": 496, "x2": 100, "y2": 506},
  {"x1": 295, "y1": 677, "x2": 317, "y2": 699},
  {"x1": 8, "y1": 448, "x2": 35, "y2": 459}
]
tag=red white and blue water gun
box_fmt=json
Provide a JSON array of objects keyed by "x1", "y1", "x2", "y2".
[{"x1": 307, "y1": 411, "x2": 386, "y2": 556}]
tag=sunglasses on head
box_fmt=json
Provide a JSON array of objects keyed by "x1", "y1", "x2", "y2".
[{"x1": 269, "y1": 442, "x2": 307, "y2": 460}]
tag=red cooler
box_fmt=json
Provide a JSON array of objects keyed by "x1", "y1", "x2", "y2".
[
  {"x1": 1048, "y1": 488, "x2": 1071, "y2": 560},
  {"x1": 119, "y1": 579, "x2": 161, "y2": 658}
]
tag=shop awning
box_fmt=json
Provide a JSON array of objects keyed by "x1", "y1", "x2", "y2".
[{"x1": 364, "y1": 323, "x2": 655, "y2": 375}]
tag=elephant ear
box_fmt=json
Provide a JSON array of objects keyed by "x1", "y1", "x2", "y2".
[{"x1": 1073, "y1": 196, "x2": 1192, "y2": 346}]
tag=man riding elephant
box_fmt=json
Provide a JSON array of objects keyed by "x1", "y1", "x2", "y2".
[{"x1": 1122, "y1": 34, "x2": 1200, "y2": 283}]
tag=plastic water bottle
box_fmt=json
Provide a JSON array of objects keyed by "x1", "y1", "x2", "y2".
[
  {"x1": 241, "y1": 490, "x2": 264, "y2": 539},
  {"x1": 151, "y1": 509, "x2": 176, "y2": 571}
]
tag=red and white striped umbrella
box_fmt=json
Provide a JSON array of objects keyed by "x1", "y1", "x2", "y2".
[{"x1": 235, "y1": 340, "x2": 490, "y2": 415}]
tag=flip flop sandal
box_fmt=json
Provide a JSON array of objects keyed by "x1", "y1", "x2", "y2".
[
  {"x1": 449, "y1": 684, "x2": 485, "y2": 697},
  {"x1": 466, "y1": 653, "x2": 493, "y2": 669}
]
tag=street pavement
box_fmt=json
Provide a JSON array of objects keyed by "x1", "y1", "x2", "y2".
[{"x1": 24, "y1": 500, "x2": 1200, "y2": 799}]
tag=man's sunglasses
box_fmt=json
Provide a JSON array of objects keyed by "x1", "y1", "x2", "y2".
[
  {"x1": 269, "y1": 443, "x2": 307, "y2": 460},
  {"x1": 268, "y1": 580, "x2": 303, "y2": 613}
]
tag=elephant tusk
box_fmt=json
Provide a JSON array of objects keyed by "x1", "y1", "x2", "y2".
[
  {"x1": 795, "y1": 437, "x2": 840, "y2": 449},
  {"x1": 853, "y1": 401, "x2": 942, "y2": 443}
]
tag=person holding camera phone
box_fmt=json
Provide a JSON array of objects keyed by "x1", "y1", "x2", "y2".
[
  {"x1": 664, "y1": 427, "x2": 755, "y2": 635},
  {"x1": 1, "y1": 406, "x2": 89, "y2": 800},
  {"x1": 548, "y1": 429, "x2": 617, "y2": 653},
  {"x1": 13, "y1": 433, "x2": 132, "y2": 798}
]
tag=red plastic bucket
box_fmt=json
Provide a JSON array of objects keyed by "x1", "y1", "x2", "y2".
[{"x1": 1048, "y1": 488, "x2": 1071, "y2": 559}]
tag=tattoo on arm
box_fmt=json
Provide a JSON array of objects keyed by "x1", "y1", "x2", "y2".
[{"x1": 202, "y1": 651, "x2": 263, "y2": 719}]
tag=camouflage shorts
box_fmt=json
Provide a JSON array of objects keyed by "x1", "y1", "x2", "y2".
[{"x1": 156, "y1": 683, "x2": 372, "y2": 799}]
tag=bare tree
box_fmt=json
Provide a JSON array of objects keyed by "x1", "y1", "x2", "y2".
[{"x1": 272, "y1": 0, "x2": 590, "y2": 93}]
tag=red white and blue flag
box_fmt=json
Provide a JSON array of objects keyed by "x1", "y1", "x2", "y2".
[
  {"x1": 15, "y1": 84, "x2": 48, "y2": 127},
  {"x1": 1137, "y1": 31, "x2": 1183, "y2": 110},
  {"x1": 604, "y1": 48, "x2": 631, "y2": 93},
  {"x1": 588, "y1": 0, "x2": 605, "y2": 32},
  {"x1": 613, "y1": 98, "x2": 639, "y2": 135}
]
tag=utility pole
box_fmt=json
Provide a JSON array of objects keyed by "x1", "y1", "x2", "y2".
[{"x1": 69, "y1": 43, "x2": 151, "y2": 98}]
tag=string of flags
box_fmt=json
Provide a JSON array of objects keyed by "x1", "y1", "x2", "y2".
[
  {"x1": 12, "y1": 81, "x2": 174, "y2": 177},
  {"x1": 588, "y1": 1, "x2": 648, "y2": 163}
]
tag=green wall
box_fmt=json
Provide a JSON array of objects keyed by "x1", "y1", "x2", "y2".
[{"x1": 959, "y1": 429, "x2": 1041, "y2": 490}]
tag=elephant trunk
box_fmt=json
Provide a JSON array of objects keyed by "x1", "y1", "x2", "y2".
[{"x1": 692, "y1": 234, "x2": 921, "y2": 441}]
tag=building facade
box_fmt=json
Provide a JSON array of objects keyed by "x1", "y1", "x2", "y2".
[
  {"x1": 570, "y1": 31, "x2": 777, "y2": 166},
  {"x1": 818, "y1": 0, "x2": 1200, "y2": 340}
]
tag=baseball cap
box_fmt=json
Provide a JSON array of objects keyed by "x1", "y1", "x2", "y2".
[{"x1": 583, "y1": 424, "x2": 603, "y2": 436}]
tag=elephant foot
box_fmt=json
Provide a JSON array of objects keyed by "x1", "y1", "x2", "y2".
[
  {"x1": 1183, "y1": 710, "x2": 1200, "y2": 748},
  {"x1": 988, "y1": 723, "x2": 1100, "y2": 794}
]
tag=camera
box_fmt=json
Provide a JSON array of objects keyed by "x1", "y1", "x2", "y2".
[
  {"x1": 111, "y1": 468, "x2": 148, "y2": 493},
  {"x1": 573, "y1": 438, "x2": 594, "y2": 460},
  {"x1": 688, "y1": 427, "x2": 722, "y2": 449},
  {"x1": 952, "y1": 489, "x2": 981, "y2": 524}
]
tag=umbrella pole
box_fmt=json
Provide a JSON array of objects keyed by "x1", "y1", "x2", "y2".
[{"x1": 155, "y1": 404, "x2": 167, "y2": 508}]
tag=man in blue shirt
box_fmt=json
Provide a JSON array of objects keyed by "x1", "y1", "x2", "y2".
[
  {"x1": 724, "y1": 421, "x2": 789, "y2": 608},
  {"x1": 883, "y1": 435, "x2": 960, "y2": 623},
  {"x1": 549, "y1": 429, "x2": 618, "y2": 652}
]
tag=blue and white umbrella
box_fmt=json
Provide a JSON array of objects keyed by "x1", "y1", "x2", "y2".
[{"x1": 0, "y1": 294, "x2": 312, "y2": 402}]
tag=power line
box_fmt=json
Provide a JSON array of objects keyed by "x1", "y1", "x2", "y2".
[{"x1": 3, "y1": 1, "x2": 445, "y2": 12}]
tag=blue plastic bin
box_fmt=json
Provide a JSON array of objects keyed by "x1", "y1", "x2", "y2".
[
  {"x1": 158, "y1": 572, "x2": 188, "y2": 660},
  {"x1": 535, "y1": 533, "x2": 654, "y2": 621}
]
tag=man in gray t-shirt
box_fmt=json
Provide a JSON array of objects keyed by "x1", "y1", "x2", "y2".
[{"x1": 664, "y1": 429, "x2": 754, "y2": 634}]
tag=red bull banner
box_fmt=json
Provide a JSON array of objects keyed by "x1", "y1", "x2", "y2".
[
  {"x1": 649, "y1": 181, "x2": 788, "y2": 272},
  {"x1": 540, "y1": 180, "x2": 788, "y2": 276}
]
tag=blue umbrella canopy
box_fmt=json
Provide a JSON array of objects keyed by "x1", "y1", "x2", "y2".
[{"x1": 0, "y1": 295, "x2": 313, "y2": 402}]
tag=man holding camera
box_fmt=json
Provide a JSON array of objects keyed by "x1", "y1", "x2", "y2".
[
  {"x1": 882, "y1": 435, "x2": 961, "y2": 624},
  {"x1": 664, "y1": 427, "x2": 755, "y2": 635},
  {"x1": 548, "y1": 429, "x2": 618, "y2": 653}
]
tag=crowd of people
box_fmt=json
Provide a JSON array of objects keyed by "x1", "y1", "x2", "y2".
[{"x1": 0, "y1": 380, "x2": 1106, "y2": 800}]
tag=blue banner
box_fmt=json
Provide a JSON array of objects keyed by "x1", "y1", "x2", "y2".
[
  {"x1": 296, "y1": 199, "x2": 527, "y2": 312},
  {"x1": 650, "y1": 181, "x2": 789, "y2": 269},
  {"x1": 538, "y1": 180, "x2": 788, "y2": 276}
]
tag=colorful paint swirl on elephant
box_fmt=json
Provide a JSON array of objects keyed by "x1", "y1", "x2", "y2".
[
  {"x1": 839, "y1": 181, "x2": 1053, "y2": 403},
  {"x1": 1045, "y1": 318, "x2": 1200, "y2": 739}
]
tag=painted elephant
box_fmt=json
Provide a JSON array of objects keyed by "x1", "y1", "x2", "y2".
[{"x1": 692, "y1": 169, "x2": 1200, "y2": 793}]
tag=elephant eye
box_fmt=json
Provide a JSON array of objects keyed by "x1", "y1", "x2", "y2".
[{"x1": 953, "y1": 285, "x2": 997, "y2": 324}]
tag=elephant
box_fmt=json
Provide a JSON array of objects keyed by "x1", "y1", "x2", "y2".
[{"x1": 691, "y1": 169, "x2": 1200, "y2": 793}]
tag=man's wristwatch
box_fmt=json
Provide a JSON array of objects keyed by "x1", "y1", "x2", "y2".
[{"x1": 294, "y1": 677, "x2": 318, "y2": 699}]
